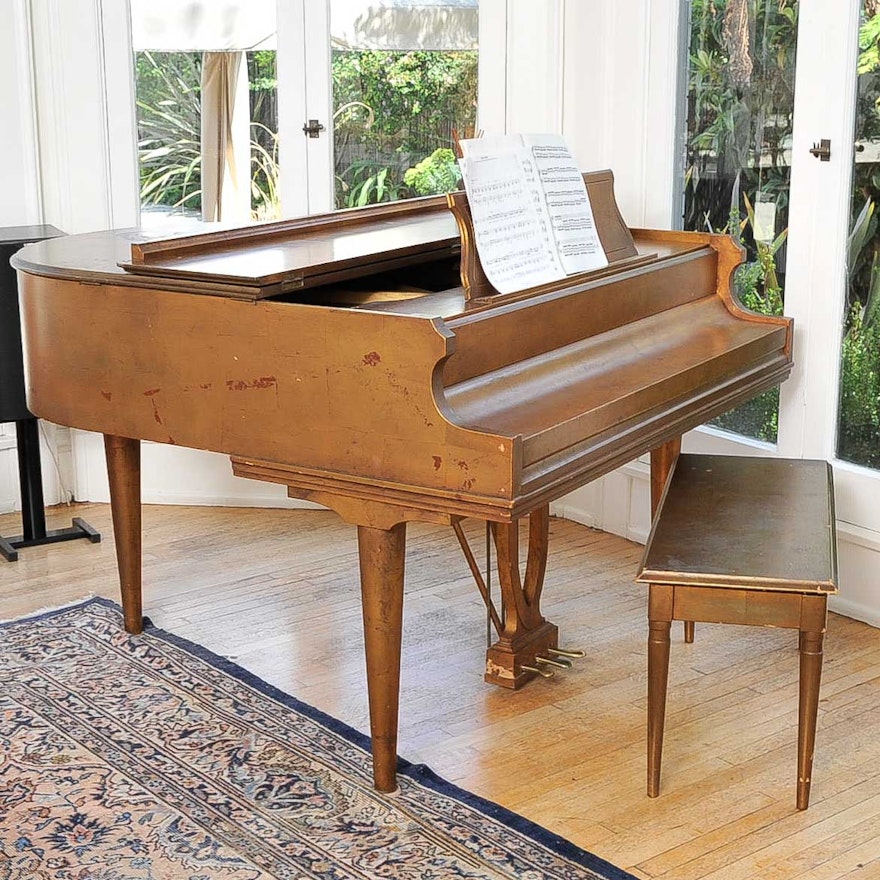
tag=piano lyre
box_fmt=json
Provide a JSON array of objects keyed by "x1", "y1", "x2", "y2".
[{"x1": 12, "y1": 171, "x2": 793, "y2": 792}]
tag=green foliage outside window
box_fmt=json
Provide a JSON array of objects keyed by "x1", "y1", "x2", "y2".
[
  {"x1": 135, "y1": 51, "x2": 280, "y2": 220},
  {"x1": 136, "y1": 52, "x2": 203, "y2": 213},
  {"x1": 684, "y1": 0, "x2": 798, "y2": 444},
  {"x1": 332, "y1": 50, "x2": 476, "y2": 207},
  {"x1": 135, "y1": 48, "x2": 476, "y2": 216},
  {"x1": 403, "y1": 148, "x2": 462, "y2": 196},
  {"x1": 687, "y1": 0, "x2": 880, "y2": 463},
  {"x1": 840, "y1": 3, "x2": 880, "y2": 468}
]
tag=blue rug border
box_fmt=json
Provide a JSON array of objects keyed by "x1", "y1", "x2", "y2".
[{"x1": 6, "y1": 595, "x2": 638, "y2": 880}]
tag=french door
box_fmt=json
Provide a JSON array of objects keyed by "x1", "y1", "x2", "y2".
[
  {"x1": 278, "y1": 0, "x2": 485, "y2": 217},
  {"x1": 792, "y1": 0, "x2": 880, "y2": 619},
  {"x1": 684, "y1": 0, "x2": 879, "y2": 619}
]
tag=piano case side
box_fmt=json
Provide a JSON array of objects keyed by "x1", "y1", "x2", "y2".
[
  {"x1": 632, "y1": 227, "x2": 794, "y2": 358},
  {"x1": 17, "y1": 271, "x2": 525, "y2": 517}
]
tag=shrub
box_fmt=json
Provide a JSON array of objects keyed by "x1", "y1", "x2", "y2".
[{"x1": 403, "y1": 148, "x2": 462, "y2": 196}]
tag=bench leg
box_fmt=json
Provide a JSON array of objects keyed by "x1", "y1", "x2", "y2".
[
  {"x1": 797, "y1": 628, "x2": 825, "y2": 810},
  {"x1": 684, "y1": 621, "x2": 695, "y2": 643},
  {"x1": 647, "y1": 617, "x2": 671, "y2": 797}
]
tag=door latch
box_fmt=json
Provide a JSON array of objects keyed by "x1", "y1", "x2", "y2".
[
  {"x1": 302, "y1": 119, "x2": 325, "y2": 138},
  {"x1": 809, "y1": 139, "x2": 831, "y2": 161}
]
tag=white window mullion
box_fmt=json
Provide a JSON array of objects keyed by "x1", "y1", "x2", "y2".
[
  {"x1": 0, "y1": 0, "x2": 42, "y2": 226},
  {"x1": 276, "y1": 0, "x2": 311, "y2": 218},
  {"x1": 777, "y1": 0, "x2": 860, "y2": 461},
  {"x1": 302, "y1": 0, "x2": 334, "y2": 214},
  {"x1": 476, "y1": 0, "x2": 508, "y2": 135},
  {"x1": 97, "y1": 0, "x2": 139, "y2": 228},
  {"x1": 503, "y1": 0, "x2": 563, "y2": 134}
]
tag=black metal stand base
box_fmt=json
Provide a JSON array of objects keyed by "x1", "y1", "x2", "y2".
[
  {"x1": 0, "y1": 517, "x2": 101, "y2": 562},
  {"x1": 0, "y1": 419, "x2": 101, "y2": 562}
]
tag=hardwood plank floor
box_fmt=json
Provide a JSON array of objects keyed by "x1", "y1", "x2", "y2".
[{"x1": 1, "y1": 501, "x2": 879, "y2": 878}]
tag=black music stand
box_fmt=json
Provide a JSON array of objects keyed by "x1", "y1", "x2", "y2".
[{"x1": 0, "y1": 226, "x2": 100, "y2": 561}]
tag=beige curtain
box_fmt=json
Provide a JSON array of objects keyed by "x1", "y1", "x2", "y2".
[{"x1": 200, "y1": 52, "x2": 251, "y2": 223}]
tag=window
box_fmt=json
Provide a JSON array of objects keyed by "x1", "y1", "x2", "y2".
[
  {"x1": 680, "y1": 0, "x2": 799, "y2": 443},
  {"x1": 329, "y1": 1, "x2": 478, "y2": 208},
  {"x1": 130, "y1": 0, "x2": 279, "y2": 225}
]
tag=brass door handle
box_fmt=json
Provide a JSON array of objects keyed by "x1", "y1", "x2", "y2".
[{"x1": 302, "y1": 119, "x2": 325, "y2": 138}]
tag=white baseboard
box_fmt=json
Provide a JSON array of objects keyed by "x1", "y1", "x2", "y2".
[
  {"x1": 837, "y1": 520, "x2": 880, "y2": 551},
  {"x1": 140, "y1": 489, "x2": 320, "y2": 510},
  {"x1": 828, "y1": 594, "x2": 880, "y2": 629},
  {"x1": 550, "y1": 499, "x2": 600, "y2": 531}
]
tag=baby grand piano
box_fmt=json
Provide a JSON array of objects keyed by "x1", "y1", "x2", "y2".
[{"x1": 12, "y1": 171, "x2": 793, "y2": 792}]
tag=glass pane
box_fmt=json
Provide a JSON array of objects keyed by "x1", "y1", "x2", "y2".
[
  {"x1": 330, "y1": 1, "x2": 479, "y2": 209},
  {"x1": 135, "y1": 51, "x2": 204, "y2": 220},
  {"x1": 248, "y1": 50, "x2": 280, "y2": 222},
  {"x1": 838, "y1": 1, "x2": 880, "y2": 469},
  {"x1": 133, "y1": 49, "x2": 279, "y2": 225},
  {"x1": 682, "y1": 0, "x2": 799, "y2": 443}
]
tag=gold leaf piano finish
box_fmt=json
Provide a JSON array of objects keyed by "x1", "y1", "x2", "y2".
[{"x1": 13, "y1": 172, "x2": 793, "y2": 793}]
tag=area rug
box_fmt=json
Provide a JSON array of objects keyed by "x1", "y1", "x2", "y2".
[{"x1": 0, "y1": 597, "x2": 636, "y2": 880}]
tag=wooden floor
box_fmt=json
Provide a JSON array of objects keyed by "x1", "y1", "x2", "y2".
[{"x1": 1, "y1": 501, "x2": 879, "y2": 879}]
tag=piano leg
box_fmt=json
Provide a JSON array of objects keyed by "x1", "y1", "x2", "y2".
[
  {"x1": 484, "y1": 505, "x2": 559, "y2": 689},
  {"x1": 104, "y1": 434, "x2": 143, "y2": 634},
  {"x1": 650, "y1": 437, "x2": 681, "y2": 514},
  {"x1": 357, "y1": 521, "x2": 406, "y2": 792}
]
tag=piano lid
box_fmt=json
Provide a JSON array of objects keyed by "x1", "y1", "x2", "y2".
[
  {"x1": 118, "y1": 196, "x2": 461, "y2": 300},
  {"x1": 115, "y1": 170, "x2": 646, "y2": 303}
]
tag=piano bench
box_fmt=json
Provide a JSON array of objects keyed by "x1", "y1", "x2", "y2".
[{"x1": 636, "y1": 454, "x2": 838, "y2": 810}]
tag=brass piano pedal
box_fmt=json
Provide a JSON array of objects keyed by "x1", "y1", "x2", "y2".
[
  {"x1": 547, "y1": 647, "x2": 586, "y2": 660},
  {"x1": 535, "y1": 655, "x2": 572, "y2": 670},
  {"x1": 521, "y1": 664, "x2": 554, "y2": 679}
]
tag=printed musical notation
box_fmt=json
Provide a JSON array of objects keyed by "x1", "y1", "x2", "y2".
[{"x1": 457, "y1": 134, "x2": 607, "y2": 294}]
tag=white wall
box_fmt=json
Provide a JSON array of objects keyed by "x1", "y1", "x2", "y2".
[
  {"x1": 0, "y1": 1, "x2": 41, "y2": 227},
  {"x1": 0, "y1": 0, "x2": 141, "y2": 516},
  {"x1": 0, "y1": 0, "x2": 59, "y2": 515},
  {"x1": 27, "y1": 0, "x2": 140, "y2": 234}
]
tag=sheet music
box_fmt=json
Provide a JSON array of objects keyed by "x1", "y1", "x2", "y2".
[
  {"x1": 523, "y1": 134, "x2": 607, "y2": 275},
  {"x1": 457, "y1": 136, "x2": 563, "y2": 293},
  {"x1": 458, "y1": 134, "x2": 607, "y2": 294}
]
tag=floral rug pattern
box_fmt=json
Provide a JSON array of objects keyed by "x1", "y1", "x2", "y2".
[{"x1": 0, "y1": 598, "x2": 634, "y2": 880}]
